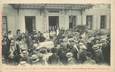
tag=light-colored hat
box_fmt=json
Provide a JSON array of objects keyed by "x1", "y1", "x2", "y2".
[
  {"x1": 31, "y1": 54, "x2": 38, "y2": 60},
  {"x1": 101, "y1": 38, "x2": 106, "y2": 41},
  {"x1": 19, "y1": 61, "x2": 27, "y2": 65},
  {"x1": 20, "y1": 45, "x2": 27, "y2": 50},
  {"x1": 80, "y1": 45, "x2": 87, "y2": 49},
  {"x1": 79, "y1": 42, "x2": 84, "y2": 45},
  {"x1": 20, "y1": 45, "x2": 24, "y2": 48},
  {"x1": 66, "y1": 52, "x2": 73, "y2": 58},
  {"x1": 33, "y1": 43, "x2": 38, "y2": 48},
  {"x1": 92, "y1": 45, "x2": 99, "y2": 50},
  {"x1": 93, "y1": 45, "x2": 98, "y2": 48},
  {"x1": 69, "y1": 38, "x2": 74, "y2": 42},
  {"x1": 22, "y1": 51, "x2": 28, "y2": 54},
  {"x1": 31, "y1": 54, "x2": 40, "y2": 63}
]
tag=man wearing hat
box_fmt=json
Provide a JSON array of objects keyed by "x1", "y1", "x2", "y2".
[
  {"x1": 30, "y1": 54, "x2": 40, "y2": 65},
  {"x1": 78, "y1": 42, "x2": 87, "y2": 53},
  {"x1": 66, "y1": 52, "x2": 76, "y2": 65},
  {"x1": 2, "y1": 35, "x2": 10, "y2": 64},
  {"x1": 83, "y1": 52, "x2": 96, "y2": 64},
  {"x1": 92, "y1": 44, "x2": 104, "y2": 64},
  {"x1": 77, "y1": 42, "x2": 87, "y2": 63},
  {"x1": 48, "y1": 48, "x2": 60, "y2": 65},
  {"x1": 18, "y1": 61, "x2": 30, "y2": 66},
  {"x1": 20, "y1": 50, "x2": 29, "y2": 62},
  {"x1": 67, "y1": 38, "x2": 78, "y2": 61}
]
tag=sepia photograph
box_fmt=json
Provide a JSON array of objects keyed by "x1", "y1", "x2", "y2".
[{"x1": 1, "y1": 4, "x2": 111, "y2": 66}]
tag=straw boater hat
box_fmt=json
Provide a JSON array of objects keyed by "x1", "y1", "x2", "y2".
[
  {"x1": 66, "y1": 52, "x2": 73, "y2": 58},
  {"x1": 19, "y1": 61, "x2": 27, "y2": 65},
  {"x1": 31, "y1": 54, "x2": 38, "y2": 59},
  {"x1": 92, "y1": 45, "x2": 99, "y2": 50},
  {"x1": 101, "y1": 38, "x2": 106, "y2": 42},
  {"x1": 69, "y1": 38, "x2": 74, "y2": 42},
  {"x1": 31, "y1": 54, "x2": 39, "y2": 63}
]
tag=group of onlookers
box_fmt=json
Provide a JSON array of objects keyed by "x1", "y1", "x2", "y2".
[{"x1": 2, "y1": 29, "x2": 110, "y2": 65}]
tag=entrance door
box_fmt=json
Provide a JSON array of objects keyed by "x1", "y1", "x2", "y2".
[
  {"x1": 49, "y1": 16, "x2": 59, "y2": 32},
  {"x1": 25, "y1": 16, "x2": 36, "y2": 33}
]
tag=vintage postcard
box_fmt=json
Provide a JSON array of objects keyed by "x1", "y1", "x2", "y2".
[{"x1": 0, "y1": 0, "x2": 114, "y2": 72}]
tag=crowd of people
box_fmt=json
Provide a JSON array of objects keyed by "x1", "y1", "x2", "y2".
[{"x1": 2, "y1": 28, "x2": 110, "y2": 65}]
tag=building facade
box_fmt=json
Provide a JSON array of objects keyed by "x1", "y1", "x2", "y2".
[{"x1": 2, "y1": 4, "x2": 111, "y2": 34}]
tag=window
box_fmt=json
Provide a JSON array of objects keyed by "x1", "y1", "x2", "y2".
[
  {"x1": 86, "y1": 15, "x2": 93, "y2": 29},
  {"x1": 69, "y1": 16, "x2": 76, "y2": 29},
  {"x1": 25, "y1": 16, "x2": 36, "y2": 33},
  {"x1": 2, "y1": 16, "x2": 8, "y2": 34},
  {"x1": 100, "y1": 15, "x2": 106, "y2": 29}
]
